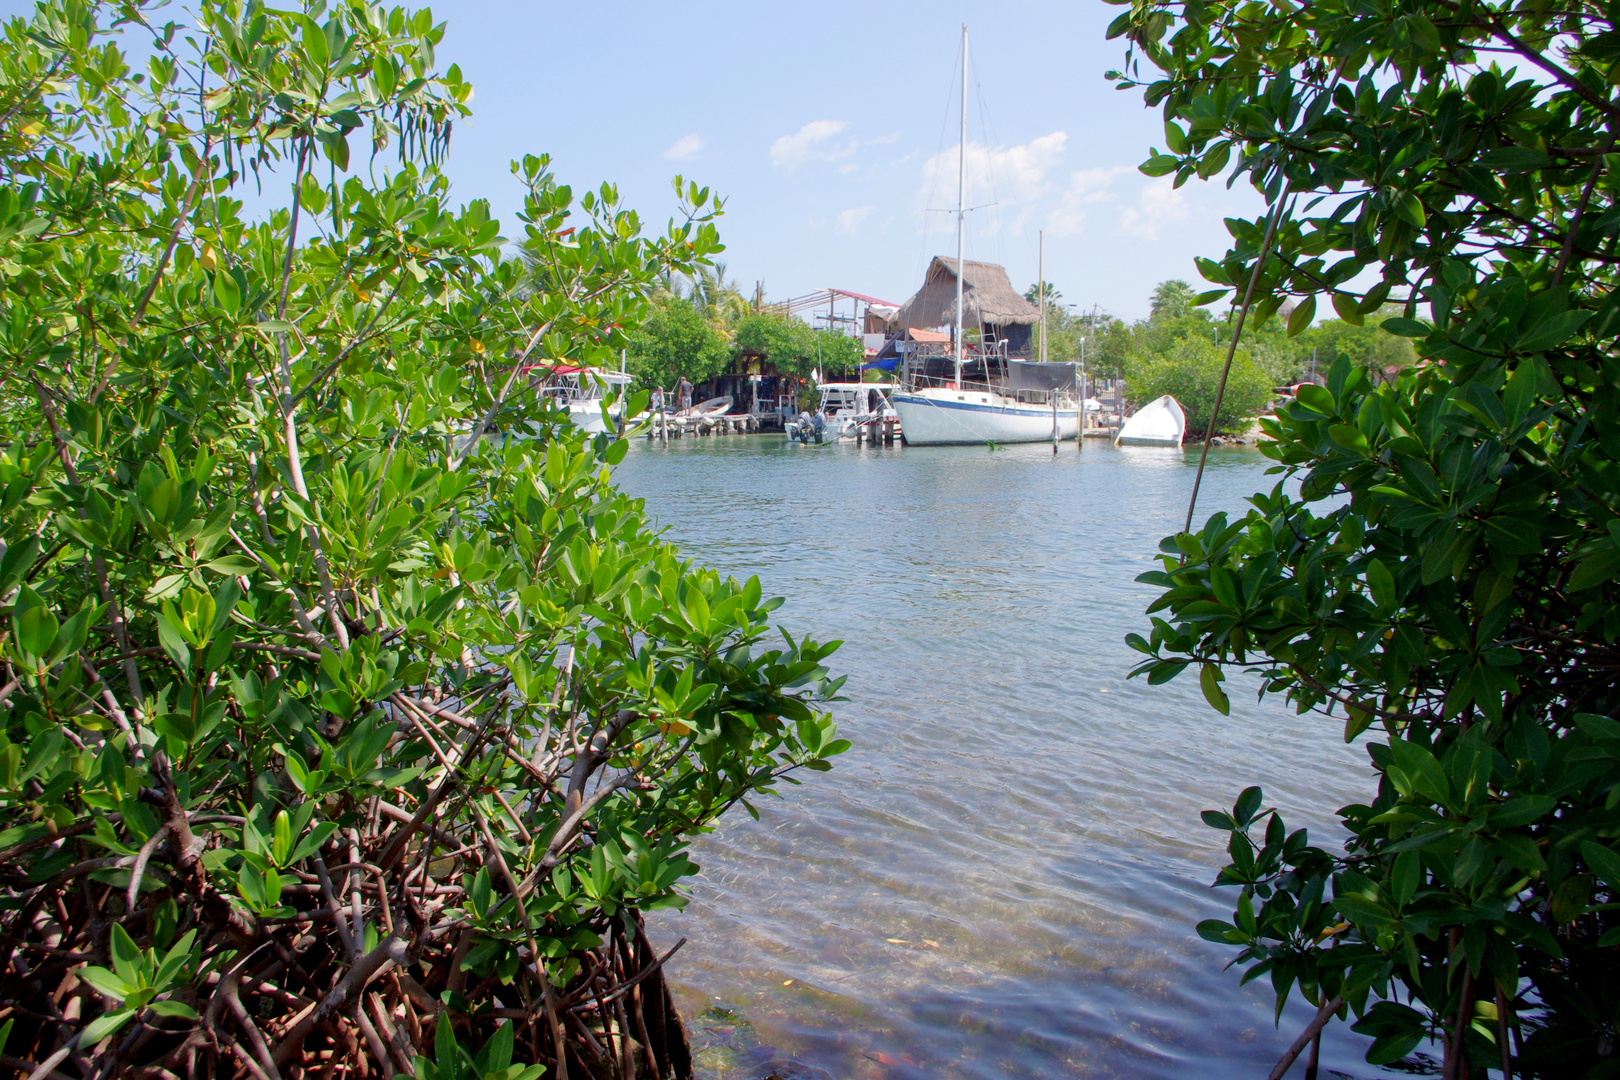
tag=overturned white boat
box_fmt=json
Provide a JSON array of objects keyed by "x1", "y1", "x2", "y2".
[{"x1": 1114, "y1": 395, "x2": 1187, "y2": 447}]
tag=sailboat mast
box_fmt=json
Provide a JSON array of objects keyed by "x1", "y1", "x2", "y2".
[
  {"x1": 955, "y1": 23, "x2": 967, "y2": 388},
  {"x1": 1038, "y1": 230, "x2": 1046, "y2": 364}
]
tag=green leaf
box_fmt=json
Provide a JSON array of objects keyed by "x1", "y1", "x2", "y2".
[
  {"x1": 1199, "y1": 663, "x2": 1230, "y2": 715},
  {"x1": 78, "y1": 965, "x2": 133, "y2": 1002},
  {"x1": 1233, "y1": 786, "x2": 1263, "y2": 827},
  {"x1": 301, "y1": 15, "x2": 330, "y2": 68},
  {"x1": 1391, "y1": 192, "x2": 1426, "y2": 228},
  {"x1": 1294, "y1": 384, "x2": 1336, "y2": 414},
  {"x1": 1331, "y1": 292, "x2": 1364, "y2": 326},
  {"x1": 1567, "y1": 544, "x2": 1620, "y2": 592},
  {"x1": 1582, "y1": 841, "x2": 1620, "y2": 891},
  {"x1": 213, "y1": 270, "x2": 241, "y2": 316},
  {"x1": 1201, "y1": 810, "x2": 1237, "y2": 830},
  {"x1": 154, "y1": 609, "x2": 191, "y2": 669},
  {"x1": 153, "y1": 929, "x2": 196, "y2": 991},
  {"x1": 1366, "y1": 559, "x2": 1397, "y2": 610},
  {"x1": 1365, "y1": 1030, "x2": 1425, "y2": 1066},
  {"x1": 14, "y1": 595, "x2": 58, "y2": 660},
  {"x1": 1516, "y1": 309, "x2": 1589, "y2": 353},
  {"x1": 288, "y1": 820, "x2": 339, "y2": 864},
  {"x1": 1286, "y1": 295, "x2": 1316, "y2": 338},
  {"x1": 1140, "y1": 153, "x2": 1179, "y2": 177},
  {"x1": 1196, "y1": 918, "x2": 1242, "y2": 943},
  {"x1": 80, "y1": 1008, "x2": 135, "y2": 1047},
  {"x1": 109, "y1": 923, "x2": 142, "y2": 987},
  {"x1": 1329, "y1": 424, "x2": 1369, "y2": 453},
  {"x1": 1476, "y1": 146, "x2": 1551, "y2": 171},
  {"x1": 1387, "y1": 738, "x2": 1451, "y2": 806},
  {"x1": 1483, "y1": 516, "x2": 1540, "y2": 555},
  {"x1": 145, "y1": 1000, "x2": 198, "y2": 1019},
  {"x1": 1381, "y1": 317, "x2": 1429, "y2": 338}
]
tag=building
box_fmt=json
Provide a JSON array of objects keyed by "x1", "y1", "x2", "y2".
[{"x1": 893, "y1": 256, "x2": 1041, "y2": 357}]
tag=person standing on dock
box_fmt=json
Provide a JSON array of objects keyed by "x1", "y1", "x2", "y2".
[
  {"x1": 677, "y1": 376, "x2": 693, "y2": 414},
  {"x1": 651, "y1": 385, "x2": 664, "y2": 413}
]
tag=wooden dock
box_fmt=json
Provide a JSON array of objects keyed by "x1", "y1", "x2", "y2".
[
  {"x1": 646, "y1": 413, "x2": 901, "y2": 444},
  {"x1": 647, "y1": 413, "x2": 768, "y2": 440}
]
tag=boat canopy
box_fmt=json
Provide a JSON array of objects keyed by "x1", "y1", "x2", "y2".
[{"x1": 1005, "y1": 360, "x2": 1077, "y2": 394}]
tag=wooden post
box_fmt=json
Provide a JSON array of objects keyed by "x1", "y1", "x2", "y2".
[
  {"x1": 1051, "y1": 394, "x2": 1059, "y2": 455},
  {"x1": 1078, "y1": 358, "x2": 1086, "y2": 452}
]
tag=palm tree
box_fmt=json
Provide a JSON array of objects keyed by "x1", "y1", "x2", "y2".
[
  {"x1": 686, "y1": 262, "x2": 748, "y2": 326},
  {"x1": 1150, "y1": 279, "x2": 1196, "y2": 321}
]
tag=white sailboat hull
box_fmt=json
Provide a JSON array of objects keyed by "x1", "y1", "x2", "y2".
[{"x1": 892, "y1": 388, "x2": 1078, "y2": 445}]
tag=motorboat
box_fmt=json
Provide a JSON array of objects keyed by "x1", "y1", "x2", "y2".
[
  {"x1": 532, "y1": 365, "x2": 633, "y2": 434},
  {"x1": 785, "y1": 411, "x2": 840, "y2": 444},
  {"x1": 785, "y1": 382, "x2": 899, "y2": 443},
  {"x1": 1114, "y1": 395, "x2": 1187, "y2": 447}
]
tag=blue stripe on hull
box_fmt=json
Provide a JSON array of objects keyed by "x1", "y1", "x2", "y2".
[{"x1": 891, "y1": 393, "x2": 1077, "y2": 418}]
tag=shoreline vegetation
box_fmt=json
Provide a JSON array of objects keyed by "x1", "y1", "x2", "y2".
[
  {"x1": 0, "y1": 3, "x2": 846, "y2": 1079},
  {"x1": 2, "y1": 0, "x2": 1618, "y2": 1077},
  {"x1": 1116, "y1": 0, "x2": 1620, "y2": 1075}
]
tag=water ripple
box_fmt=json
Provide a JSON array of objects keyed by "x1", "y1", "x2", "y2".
[{"x1": 614, "y1": 437, "x2": 1391, "y2": 1080}]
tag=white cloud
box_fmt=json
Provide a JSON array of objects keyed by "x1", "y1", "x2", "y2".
[
  {"x1": 1119, "y1": 176, "x2": 1190, "y2": 240},
  {"x1": 770, "y1": 119, "x2": 851, "y2": 170},
  {"x1": 663, "y1": 133, "x2": 704, "y2": 161},
  {"x1": 1046, "y1": 166, "x2": 1131, "y2": 237},
  {"x1": 837, "y1": 206, "x2": 874, "y2": 236},
  {"x1": 918, "y1": 132, "x2": 1067, "y2": 235}
]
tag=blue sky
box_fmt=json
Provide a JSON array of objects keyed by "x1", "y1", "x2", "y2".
[
  {"x1": 6, "y1": 0, "x2": 1271, "y2": 321},
  {"x1": 425, "y1": 0, "x2": 1266, "y2": 322}
]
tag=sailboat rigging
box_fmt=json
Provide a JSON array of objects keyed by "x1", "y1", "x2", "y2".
[{"x1": 890, "y1": 25, "x2": 1081, "y2": 446}]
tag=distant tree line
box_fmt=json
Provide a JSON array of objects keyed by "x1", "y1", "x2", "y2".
[
  {"x1": 623, "y1": 265, "x2": 863, "y2": 392},
  {"x1": 1027, "y1": 279, "x2": 1420, "y2": 435}
]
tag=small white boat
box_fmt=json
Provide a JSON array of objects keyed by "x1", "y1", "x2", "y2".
[
  {"x1": 785, "y1": 382, "x2": 899, "y2": 443},
  {"x1": 785, "y1": 412, "x2": 840, "y2": 444},
  {"x1": 680, "y1": 395, "x2": 734, "y2": 419},
  {"x1": 532, "y1": 366, "x2": 633, "y2": 434},
  {"x1": 1115, "y1": 395, "x2": 1186, "y2": 447}
]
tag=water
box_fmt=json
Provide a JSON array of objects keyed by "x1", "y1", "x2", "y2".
[{"x1": 613, "y1": 436, "x2": 1387, "y2": 1080}]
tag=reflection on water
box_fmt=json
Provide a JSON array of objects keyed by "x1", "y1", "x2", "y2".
[{"x1": 614, "y1": 437, "x2": 1390, "y2": 1080}]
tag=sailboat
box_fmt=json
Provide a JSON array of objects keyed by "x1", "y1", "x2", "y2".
[{"x1": 890, "y1": 25, "x2": 1080, "y2": 447}]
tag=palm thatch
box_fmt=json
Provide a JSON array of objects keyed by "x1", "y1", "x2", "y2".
[{"x1": 895, "y1": 256, "x2": 1041, "y2": 330}]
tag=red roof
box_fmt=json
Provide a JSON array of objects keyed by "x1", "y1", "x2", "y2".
[
  {"x1": 906, "y1": 328, "x2": 950, "y2": 343},
  {"x1": 829, "y1": 288, "x2": 899, "y2": 307}
]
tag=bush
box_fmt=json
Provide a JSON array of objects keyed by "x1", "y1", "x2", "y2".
[
  {"x1": 732, "y1": 314, "x2": 861, "y2": 380},
  {"x1": 1118, "y1": 0, "x2": 1620, "y2": 1074},
  {"x1": 1127, "y1": 338, "x2": 1274, "y2": 435},
  {"x1": 624, "y1": 298, "x2": 732, "y2": 391},
  {"x1": 0, "y1": 3, "x2": 846, "y2": 1077}
]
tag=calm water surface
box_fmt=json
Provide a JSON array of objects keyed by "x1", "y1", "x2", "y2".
[{"x1": 613, "y1": 436, "x2": 1390, "y2": 1080}]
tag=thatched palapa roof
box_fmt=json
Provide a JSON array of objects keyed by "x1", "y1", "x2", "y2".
[{"x1": 895, "y1": 256, "x2": 1041, "y2": 330}]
